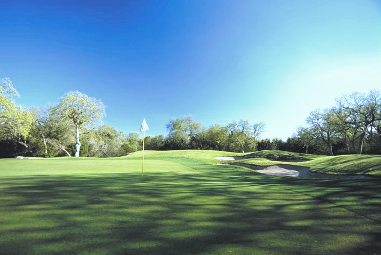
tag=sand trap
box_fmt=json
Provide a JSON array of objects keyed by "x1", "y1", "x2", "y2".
[
  {"x1": 252, "y1": 164, "x2": 370, "y2": 179},
  {"x1": 219, "y1": 160, "x2": 370, "y2": 179},
  {"x1": 215, "y1": 156, "x2": 235, "y2": 161},
  {"x1": 256, "y1": 165, "x2": 300, "y2": 177}
]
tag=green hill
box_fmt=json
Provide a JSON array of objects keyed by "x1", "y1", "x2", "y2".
[{"x1": 302, "y1": 154, "x2": 381, "y2": 175}]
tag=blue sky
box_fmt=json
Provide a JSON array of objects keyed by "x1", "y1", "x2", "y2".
[{"x1": 1, "y1": 0, "x2": 381, "y2": 139}]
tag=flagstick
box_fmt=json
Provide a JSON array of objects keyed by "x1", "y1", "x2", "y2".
[
  {"x1": 142, "y1": 131, "x2": 145, "y2": 176},
  {"x1": 140, "y1": 118, "x2": 149, "y2": 176}
]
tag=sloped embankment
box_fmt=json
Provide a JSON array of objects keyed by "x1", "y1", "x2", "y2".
[{"x1": 227, "y1": 150, "x2": 381, "y2": 178}]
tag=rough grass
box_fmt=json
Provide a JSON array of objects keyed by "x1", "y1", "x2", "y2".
[{"x1": 0, "y1": 150, "x2": 380, "y2": 254}]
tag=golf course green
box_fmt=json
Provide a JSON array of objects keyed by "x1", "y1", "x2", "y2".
[{"x1": 0, "y1": 150, "x2": 380, "y2": 255}]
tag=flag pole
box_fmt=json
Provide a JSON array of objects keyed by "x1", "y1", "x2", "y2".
[
  {"x1": 142, "y1": 131, "x2": 145, "y2": 176},
  {"x1": 140, "y1": 118, "x2": 149, "y2": 176}
]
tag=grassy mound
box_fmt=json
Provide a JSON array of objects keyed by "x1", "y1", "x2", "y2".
[
  {"x1": 243, "y1": 150, "x2": 318, "y2": 161},
  {"x1": 302, "y1": 154, "x2": 381, "y2": 175},
  {"x1": 236, "y1": 150, "x2": 381, "y2": 176}
]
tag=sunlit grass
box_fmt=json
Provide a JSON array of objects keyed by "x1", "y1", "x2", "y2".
[{"x1": 301, "y1": 154, "x2": 381, "y2": 175}]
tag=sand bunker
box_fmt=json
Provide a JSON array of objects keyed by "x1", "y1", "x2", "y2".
[
  {"x1": 216, "y1": 158, "x2": 370, "y2": 179},
  {"x1": 253, "y1": 165, "x2": 370, "y2": 179},
  {"x1": 256, "y1": 165, "x2": 300, "y2": 177},
  {"x1": 215, "y1": 156, "x2": 235, "y2": 161}
]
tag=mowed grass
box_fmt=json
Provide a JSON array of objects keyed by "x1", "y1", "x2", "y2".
[{"x1": 0, "y1": 150, "x2": 380, "y2": 255}]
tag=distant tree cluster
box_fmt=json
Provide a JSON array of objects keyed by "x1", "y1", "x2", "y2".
[
  {"x1": 289, "y1": 90, "x2": 381, "y2": 155},
  {"x1": 145, "y1": 117, "x2": 265, "y2": 153}
]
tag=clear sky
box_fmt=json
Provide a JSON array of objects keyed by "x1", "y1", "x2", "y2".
[{"x1": 1, "y1": 0, "x2": 381, "y2": 139}]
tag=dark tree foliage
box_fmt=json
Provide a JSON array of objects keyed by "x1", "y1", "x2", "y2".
[{"x1": 0, "y1": 141, "x2": 19, "y2": 158}]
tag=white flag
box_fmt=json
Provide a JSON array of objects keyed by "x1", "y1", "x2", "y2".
[{"x1": 140, "y1": 118, "x2": 149, "y2": 132}]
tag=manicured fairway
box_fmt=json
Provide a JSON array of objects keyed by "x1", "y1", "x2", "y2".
[{"x1": 0, "y1": 150, "x2": 380, "y2": 255}]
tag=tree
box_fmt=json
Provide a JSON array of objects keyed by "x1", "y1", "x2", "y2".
[
  {"x1": 80, "y1": 125, "x2": 126, "y2": 157},
  {"x1": 292, "y1": 89, "x2": 381, "y2": 155},
  {"x1": 0, "y1": 77, "x2": 19, "y2": 109},
  {"x1": 0, "y1": 78, "x2": 35, "y2": 153},
  {"x1": 166, "y1": 117, "x2": 201, "y2": 149},
  {"x1": 337, "y1": 91, "x2": 381, "y2": 154},
  {"x1": 296, "y1": 127, "x2": 314, "y2": 153},
  {"x1": 252, "y1": 122, "x2": 265, "y2": 140},
  {"x1": 202, "y1": 125, "x2": 229, "y2": 150},
  {"x1": 282, "y1": 136, "x2": 306, "y2": 153},
  {"x1": 167, "y1": 117, "x2": 201, "y2": 136},
  {"x1": 31, "y1": 109, "x2": 50, "y2": 156},
  {"x1": 53, "y1": 91, "x2": 105, "y2": 157},
  {"x1": 121, "y1": 133, "x2": 141, "y2": 154},
  {"x1": 226, "y1": 120, "x2": 255, "y2": 153},
  {"x1": 165, "y1": 131, "x2": 189, "y2": 150},
  {"x1": 271, "y1": 138, "x2": 283, "y2": 150},
  {"x1": 227, "y1": 120, "x2": 252, "y2": 136},
  {"x1": 0, "y1": 102, "x2": 35, "y2": 150},
  {"x1": 257, "y1": 138, "x2": 272, "y2": 150},
  {"x1": 33, "y1": 107, "x2": 73, "y2": 157},
  {"x1": 145, "y1": 135, "x2": 165, "y2": 150},
  {"x1": 306, "y1": 109, "x2": 338, "y2": 155}
]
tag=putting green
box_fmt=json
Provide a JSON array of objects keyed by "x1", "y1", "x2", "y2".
[{"x1": 0, "y1": 150, "x2": 380, "y2": 255}]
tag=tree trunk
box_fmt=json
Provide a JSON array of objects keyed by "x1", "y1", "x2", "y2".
[
  {"x1": 62, "y1": 147, "x2": 72, "y2": 157},
  {"x1": 18, "y1": 141, "x2": 28, "y2": 148},
  {"x1": 59, "y1": 144, "x2": 71, "y2": 157},
  {"x1": 359, "y1": 137, "x2": 364, "y2": 155},
  {"x1": 322, "y1": 132, "x2": 334, "y2": 156},
  {"x1": 75, "y1": 125, "x2": 81, "y2": 157},
  {"x1": 351, "y1": 138, "x2": 357, "y2": 153},
  {"x1": 42, "y1": 135, "x2": 48, "y2": 156},
  {"x1": 305, "y1": 145, "x2": 309, "y2": 154},
  {"x1": 326, "y1": 135, "x2": 334, "y2": 156},
  {"x1": 346, "y1": 141, "x2": 351, "y2": 153},
  {"x1": 17, "y1": 140, "x2": 29, "y2": 156},
  {"x1": 358, "y1": 133, "x2": 365, "y2": 154},
  {"x1": 240, "y1": 143, "x2": 245, "y2": 154}
]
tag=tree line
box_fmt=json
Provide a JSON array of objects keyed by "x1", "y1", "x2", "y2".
[
  {"x1": 247, "y1": 90, "x2": 381, "y2": 155},
  {"x1": 1, "y1": 77, "x2": 380, "y2": 157},
  {"x1": 293, "y1": 90, "x2": 381, "y2": 155},
  {"x1": 0, "y1": 78, "x2": 265, "y2": 157}
]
